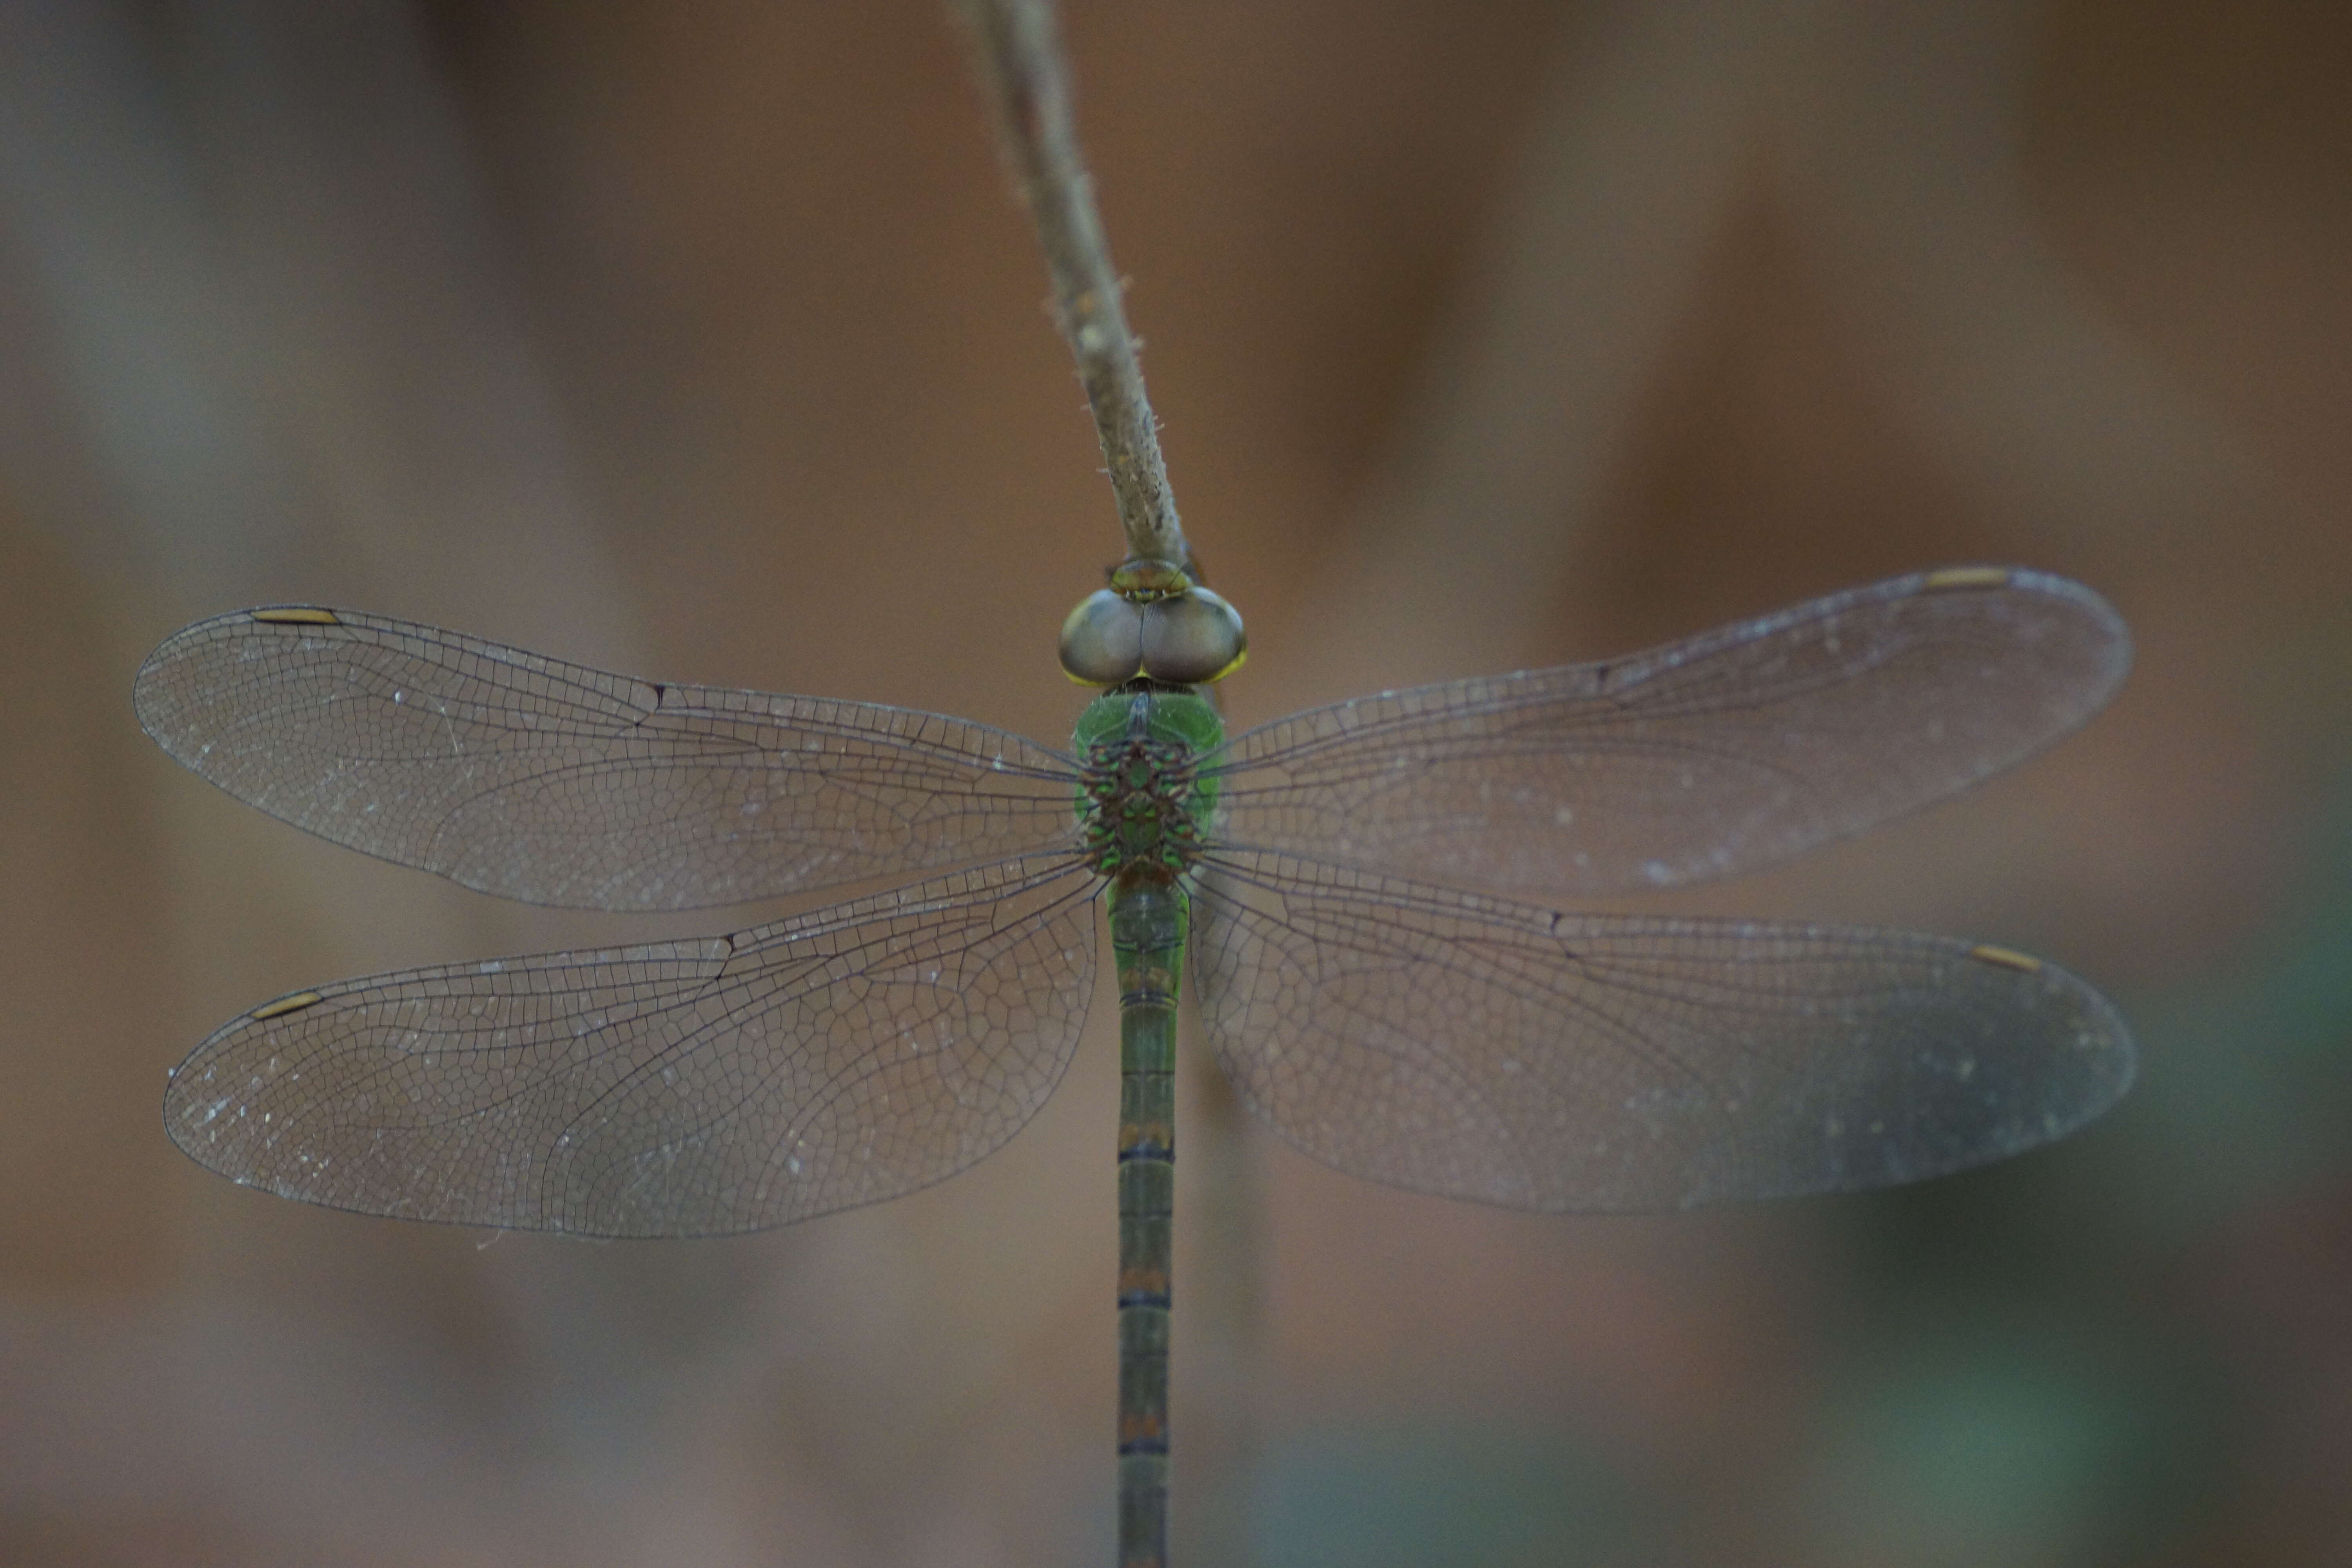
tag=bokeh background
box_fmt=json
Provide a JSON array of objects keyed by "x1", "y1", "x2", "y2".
[{"x1": 2, "y1": 1, "x2": 2347, "y2": 1563}]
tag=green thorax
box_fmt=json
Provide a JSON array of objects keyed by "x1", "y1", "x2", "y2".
[{"x1": 1072, "y1": 685, "x2": 1224, "y2": 882}]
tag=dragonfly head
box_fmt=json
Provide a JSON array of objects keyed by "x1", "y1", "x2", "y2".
[{"x1": 1058, "y1": 557, "x2": 1247, "y2": 687}]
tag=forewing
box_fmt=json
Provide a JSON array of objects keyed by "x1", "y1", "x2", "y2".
[
  {"x1": 135, "y1": 608, "x2": 1080, "y2": 909},
  {"x1": 1210, "y1": 569, "x2": 2129, "y2": 897},
  {"x1": 1191, "y1": 850, "x2": 2132, "y2": 1212},
  {"x1": 163, "y1": 857, "x2": 1101, "y2": 1236}
]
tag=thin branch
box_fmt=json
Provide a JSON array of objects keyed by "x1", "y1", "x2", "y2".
[{"x1": 955, "y1": 0, "x2": 1189, "y2": 568}]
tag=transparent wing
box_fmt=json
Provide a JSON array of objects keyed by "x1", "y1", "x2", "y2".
[
  {"x1": 163, "y1": 856, "x2": 1101, "y2": 1237},
  {"x1": 1209, "y1": 568, "x2": 2129, "y2": 898},
  {"x1": 1190, "y1": 850, "x2": 2132, "y2": 1212},
  {"x1": 134, "y1": 608, "x2": 1081, "y2": 910}
]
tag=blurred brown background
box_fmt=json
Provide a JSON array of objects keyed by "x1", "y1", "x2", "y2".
[{"x1": 2, "y1": 1, "x2": 2347, "y2": 1563}]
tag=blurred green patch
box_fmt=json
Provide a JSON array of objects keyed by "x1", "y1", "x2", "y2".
[
  {"x1": 1805, "y1": 1326, "x2": 2204, "y2": 1568},
  {"x1": 1255, "y1": 1421, "x2": 1648, "y2": 1568}
]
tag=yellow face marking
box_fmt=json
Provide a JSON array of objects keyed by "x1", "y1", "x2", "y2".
[
  {"x1": 250, "y1": 607, "x2": 341, "y2": 626},
  {"x1": 1108, "y1": 558, "x2": 1191, "y2": 601},
  {"x1": 1967, "y1": 944, "x2": 2043, "y2": 974},
  {"x1": 249, "y1": 990, "x2": 325, "y2": 1020},
  {"x1": 1921, "y1": 567, "x2": 2011, "y2": 592}
]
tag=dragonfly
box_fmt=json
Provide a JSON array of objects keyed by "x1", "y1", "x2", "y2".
[{"x1": 137, "y1": 561, "x2": 2133, "y2": 1566}]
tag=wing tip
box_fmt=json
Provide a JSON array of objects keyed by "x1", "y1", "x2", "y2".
[
  {"x1": 1916, "y1": 563, "x2": 2136, "y2": 703},
  {"x1": 134, "y1": 606, "x2": 351, "y2": 740},
  {"x1": 2006, "y1": 947, "x2": 2139, "y2": 1129}
]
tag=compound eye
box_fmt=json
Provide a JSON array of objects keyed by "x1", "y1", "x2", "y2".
[
  {"x1": 1139, "y1": 587, "x2": 1247, "y2": 684},
  {"x1": 1058, "y1": 590, "x2": 1144, "y2": 685}
]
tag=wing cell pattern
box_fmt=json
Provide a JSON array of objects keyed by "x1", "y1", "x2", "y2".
[
  {"x1": 135, "y1": 609, "x2": 1081, "y2": 910},
  {"x1": 163, "y1": 857, "x2": 1102, "y2": 1236},
  {"x1": 1208, "y1": 570, "x2": 2130, "y2": 898},
  {"x1": 1191, "y1": 850, "x2": 2132, "y2": 1212}
]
